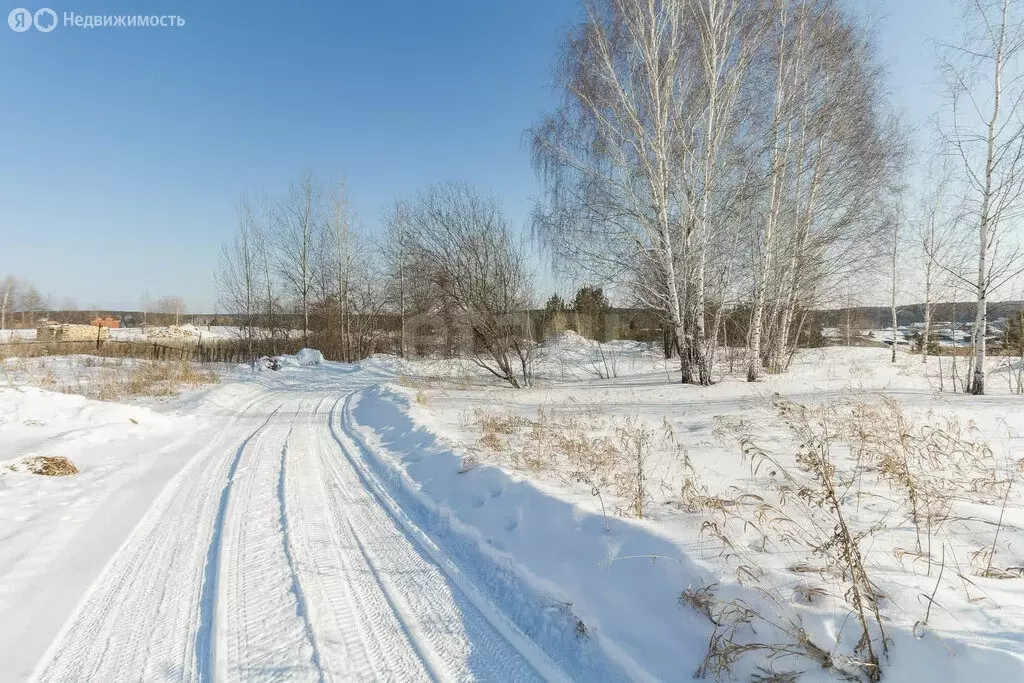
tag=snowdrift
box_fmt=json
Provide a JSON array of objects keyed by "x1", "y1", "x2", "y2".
[
  {"x1": 278, "y1": 348, "x2": 324, "y2": 367},
  {"x1": 349, "y1": 383, "x2": 1024, "y2": 682},
  {"x1": 0, "y1": 386, "x2": 200, "y2": 678},
  {"x1": 349, "y1": 385, "x2": 711, "y2": 681}
]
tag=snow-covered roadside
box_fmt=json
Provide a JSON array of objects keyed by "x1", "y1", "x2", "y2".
[
  {"x1": 17, "y1": 353, "x2": 598, "y2": 682},
  {"x1": 0, "y1": 374, "x2": 260, "y2": 680},
  {"x1": 351, "y1": 344, "x2": 1024, "y2": 682},
  {"x1": 3, "y1": 340, "x2": 1021, "y2": 681},
  {"x1": 349, "y1": 385, "x2": 709, "y2": 681},
  {"x1": 0, "y1": 388, "x2": 188, "y2": 677}
]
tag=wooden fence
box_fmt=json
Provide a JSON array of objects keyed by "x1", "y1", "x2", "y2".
[{"x1": 0, "y1": 337, "x2": 312, "y2": 364}]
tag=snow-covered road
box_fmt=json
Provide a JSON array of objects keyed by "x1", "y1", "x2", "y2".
[
  {"x1": 16, "y1": 343, "x2": 1022, "y2": 682},
  {"x1": 26, "y1": 373, "x2": 566, "y2": 682}
]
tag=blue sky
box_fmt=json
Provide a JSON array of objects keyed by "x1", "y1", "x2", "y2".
[{"x1": 0, "y1": 1, "x2": 959, "y2": 311}]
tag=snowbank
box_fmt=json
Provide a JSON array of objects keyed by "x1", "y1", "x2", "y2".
[
  {"x1": 278, "y1": 348, "x2": 324, "y2": 367},
  {"x1": 349, "y1": 385, "x2": 711, "y2": 681},
  {"x1": 0, "y1": 387, "x2": 200, "y2": 677},
  {"x1": 350, "y1": 345, "x2": 1024, "y2": 681},
  {"x1": 1, "y1": 328, "x2": 36, "y2": 341},
  {"x1": 546, "y1": 329, "x2": 598, "y2": 350}
]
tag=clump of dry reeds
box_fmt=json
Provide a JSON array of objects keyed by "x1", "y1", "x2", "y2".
[
  {"x1": 468, "y1": 404, "x2": 684, "y2": 521},
  {"x1": 680, "y1": 393, "x2": 1020, "y2": 682},
  {"x1": 10, "y1": 455, "x2": 79, "y2": 476}
]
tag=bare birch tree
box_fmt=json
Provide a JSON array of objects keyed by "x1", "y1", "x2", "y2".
[
  {"x1": 890, "y1": 202, "x2": 901, "y2": 364},
  {"x1": 327, "y1": 179, "x2": 359, "y2": 361},
  {"x1": 914, "y1": 159, "x2": 962, "y2": 362},
  {"x1": 533, "y1": 0, "x2": 764, "y2": 385},
  {"x1": 750, "y1": 0, "x2": 901, "y2": 379},
  {"x1": 683, "y1": 0, "x2": 764, "y2": 384},
  {"x1": 382, "y1": 200, "x2": 413, "y2": 358},
  {"x1": 0, "y1": 276, "x2": 15, "y2": 332},
  {"x1": 274, "y1": 171, "x2": 323, "y2": 345},
  {"x1": 746, "y1": 0, "x2": 796, "y2": 382},
  {"x1": 217, "y1": 194, "x2": 263, "y2": 359},
  {"x1": 156, "y1": 296, "x2": 186, "y2": 326},
  {"x1": 320, "y1": 182, "x2": 390, "y2": 361},
  {"x1": 942, "y1": 0, "x2": 1024, "y2": 394},
  {"x1": 253, "y1": 194, "x2": 283, "y2": 352},
  {"x1": 534, "y1": 0, "x2": 896, "y2": 384}
]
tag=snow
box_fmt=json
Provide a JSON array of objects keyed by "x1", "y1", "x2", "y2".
[
  {"x1": 1, "y1": 343, "x2": 1022, "y2": 681},
  {"x1": 0, "y1": 386, "x2": 201, "y2": 679},
  {"x1": 0, "y1": 328, "x2": 35, "y2": 341},
  {"x1": 111, "y1": 325, "x2": 306, "y2": 342},
  {"x1": 358, "y1": 343, "x2": 1024, "y2": 681},
  {"x1": 280, "y1": 347, "x2": 324, "y2": 367},
  {"x1": 350, "y1": 386, "x2": 704, "y2": 680}
]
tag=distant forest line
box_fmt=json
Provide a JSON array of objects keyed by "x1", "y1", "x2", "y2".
[{"x1": 5, "y1": 300, "x2": 1022, "y2": 334}]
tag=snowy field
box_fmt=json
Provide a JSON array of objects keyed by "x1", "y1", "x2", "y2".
[
  {"x1": 387, "y1": 334, "x2": 1024, "y2": 680},
  {"x1": 0, "y1": 339, "x2": 1021, "y2": 681}
]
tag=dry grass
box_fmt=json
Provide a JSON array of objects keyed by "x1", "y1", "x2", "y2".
[
  {"x1": 678, "y1": 393, "x2": 1023, "y2": 682},
  {"x1": 467, "y1": 404, "x2": 684, "y2": 520},
  {"x1": 474, "y1": 408, "x2": 529, "y2": 437},
  {"x1": 397, "y1": 375, "x2": 427, "y2": 389},
  {"x1": 10, "y1": 456, "x2": 79, "y2": 476},
  {"x1": 3, "y1": 357, "x2": 219, "y2": 401},
  {"x1": 117, "y1": 362, "x2": 218, "y2": 398},
  {"x1": 828, "y1": 395, "x2": 1023, "y2": 580},
  {"x1": 682, "y1": 580, "x2": 876, "y2": 683}
]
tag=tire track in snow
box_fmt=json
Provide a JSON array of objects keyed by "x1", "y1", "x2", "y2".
[
  {"x1": 322, "y1": 393, "x2": 567, "y2": 683},
  {"x1": 31, "y1": 391, "x2": 283, "y2": 683},
  {"x1": 219, "y1": 399, "x2": 330, "y2": 682},
  {"x1": 195, "y1": 403, "x2": 283, "y2": 683},
  {"x1": 275, "y1": 398, "x2": 327, "y2": 683},
  {"x1": 303, "y1": 395, "x2": 429, "y2": 681},
  {"x1": 339, "y1": 514, "x2": 443, "y2": 678},
  {"x1": 32, "y1": 375, "x2": 580, "y2": 683},
  {"x1": 218, "y1": 406, "x2": 294, "y2": 683}
]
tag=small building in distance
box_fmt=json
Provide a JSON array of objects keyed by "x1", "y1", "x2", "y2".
[
  {"x1": 90, "y1": 316, "x2": 120, "y2": 328},
  {"x1": 37, "y1": 324, "x2": 110, "y2": 342}
]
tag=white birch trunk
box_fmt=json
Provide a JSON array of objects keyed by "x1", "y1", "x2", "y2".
[{"x1": 749, "y1": 1, "x2": 791, "y2": 382}]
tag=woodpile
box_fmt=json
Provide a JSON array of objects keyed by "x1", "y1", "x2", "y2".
[{"x1": 36, "y1": 324, "x2": 109, "y2": 342}]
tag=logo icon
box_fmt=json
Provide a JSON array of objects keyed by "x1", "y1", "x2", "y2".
[
  {"x1": 33, "y1": 7, "x2": 56, "y2": 32},
  {"x1": 8, "y1": 7, "x2": 57, "y2": 32},
  {"x1": 8, "y1": 7, "x2": 32, "y2": 31}
]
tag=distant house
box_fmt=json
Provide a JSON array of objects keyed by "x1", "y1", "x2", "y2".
[
  {"x1": 934, "y1": 327, "x2": 971, "y2": 346},
  {"x1": 868, "y1": 328, "x2": 909, "y2": 345},
  {"x1": 37, "y1": 324, "x2": 109, "y2": 342},
  {"x1": 90, "y1": 316, "x2": 120, "y2": 328}
]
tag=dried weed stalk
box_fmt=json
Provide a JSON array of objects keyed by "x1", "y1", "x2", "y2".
[{"x1": 469, "y1": 404, "x2": 685, "y2": 521}]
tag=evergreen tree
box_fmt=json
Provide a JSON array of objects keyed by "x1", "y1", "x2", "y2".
[{"x1": 572, "y1": 286, "x2": 610, "y2": 341}]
